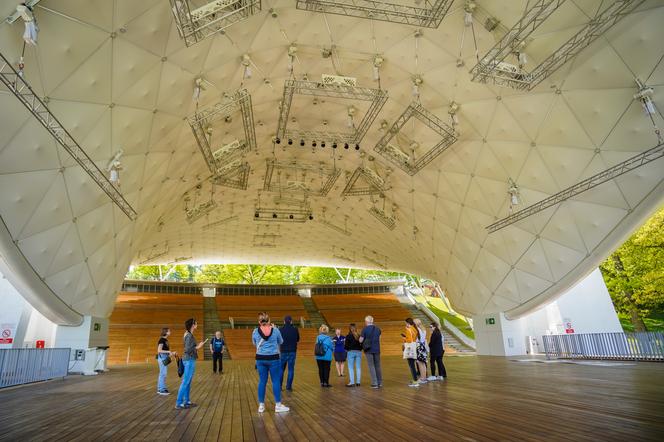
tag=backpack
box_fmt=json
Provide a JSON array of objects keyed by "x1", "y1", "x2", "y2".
[{"x1": 314, "y1": 337, "x2": 326, "y2": 356}]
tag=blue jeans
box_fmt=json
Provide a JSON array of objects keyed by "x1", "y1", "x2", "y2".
[
  {"x1": 157, "y1": 354, "x2": 169, "y2": 391},
  {"x1": 257, "y1": 359, "x2": 281, "y2": 404},
  {"x1": 176, "y1": 359, "x2": 196, "y2": 405},
  {"x1": 347, "y1": 350, "x2": 362, "y2": 384},
  {"x1": 280, "y1": 352, "x2": 296, "y2": 390}
]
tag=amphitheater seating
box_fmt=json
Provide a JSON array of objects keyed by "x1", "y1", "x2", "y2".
[
  {"x1": 223, "y1": 327, "x2": 319, "y2": 360},
  {"x1": 312, "y1": 293, "x2": 411, "y2": 329},
  {"x1": 108, "y1": 292, "x2": 204, "y2": 364},
  {"x1": 215, "y1": 296, "x2": 308, "y2": 323}
]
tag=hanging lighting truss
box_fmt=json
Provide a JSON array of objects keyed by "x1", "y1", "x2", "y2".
[
  {"x1": 341, "y1": 164, "x2": 391, "y2": 196},
  {"x1": 320, "y1": 209, "x2": 352, "y2": 236},
  {"x1": 487, "y1": 141, "x2": 664, "y2": 233},
  {"x1": 183, "y1": 183, "x2": 218, "y2": 224},
  {"x1": 369, "y1": 205, "x2": 396, "y2": 230},
  {"x1": 210, "y1": 161, "x2": 250, "y2": 190},
  {"x1": 254, "y1": 207, "x2": 314, "y2": 223},
  {"x1": 470, "y1": 0, "x2": 644, "y2": 91},
  {"x1": 374, "y1": 102, "x2": 457, "y2": 175},
  {"x1": 202, "y1": 215, "x2": 238, "y2": 230},
  {"x1": 263, "y1": 159, "x2": 340, "y2": 197},
  {"x1": 295, "y1": 0, "x2": 454, "y2": 28},
  {"x1": 188, "y1": 89, "x2": 256, "y2": 175},
  {"x1": 275, "y1": 78, "x2": 387, "y2": 147},
  {"x1": 169, "y1": 0, "x2": 262, "y2": 47},
  {"x1": 0, "y1": 52, "x2": 137, "y2": 220}
]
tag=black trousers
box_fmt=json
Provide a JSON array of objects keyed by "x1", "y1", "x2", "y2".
[
  {"x1": 316, "y1": 359, "x2": 331, "y2": 384},
  {"x1": 212, "y1": 352, "x2": 223, "y2": 373},
  {"x1": 407, "y1": 358, "x2": 418, "y2": 381},
  {"x1": 430, "y1": 351, "x2": 446, "y2": 377}
]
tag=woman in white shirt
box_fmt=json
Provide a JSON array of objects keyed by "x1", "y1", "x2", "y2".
[{"x1": 413, "y1": 318, "x2": 429, "y2": 383}]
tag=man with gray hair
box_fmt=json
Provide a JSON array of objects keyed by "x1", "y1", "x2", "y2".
[{"x1": 359, "y1": 315, "x2": 382, "y2": 389}]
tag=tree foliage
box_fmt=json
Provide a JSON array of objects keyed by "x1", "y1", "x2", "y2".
[{"x1": 599, "y1": 206, "x2": 664, "y2": 331}]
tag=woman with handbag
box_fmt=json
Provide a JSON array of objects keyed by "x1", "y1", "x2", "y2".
[
  {"x1": 402, "y1": 318, "x2": 420, "y2": 388},
  {"x1": 314, "y1": 324, "x2": 334, "y2": 387},
  {"x1": 252, "y1": 312, "x2": 289, "y2": 413},
  {"x1": 156, "y1": 328, "x2": 176, "y2": 395},
  {"x1": 175, "y1": 318, "x2": 208, "y2": 410},
  {"x1": 413, "y1": 318, "x2": 429, "y2": 384},
  {"x1": 344, "y1": 323, "x2": 362, "y2": 387}
]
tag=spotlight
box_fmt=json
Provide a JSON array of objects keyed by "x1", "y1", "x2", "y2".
[
  {"x1": 355, "y1": 144, "x2": 360, "y2": 150},
  {"x1": 275, "y1": 138, "x2": 281, "y2": 144},
  {"x1": 288, "y1": 139, "x2": 293, "y2": 145},
  {"x1": 289, "y1": 214, "x2": 294, "y2": 219},
  {"x1": 312, "y1": 141, "x2": 317, "y2": 147},
  {"x1": 308, "y1": 214, "x2": 314, "y2": 220},
  {"x1": 300, "y1": 139, "x2": 305, "y2": 146},
  {"x1": 321, "y1": 141, "x2": 326, "y2": 148},
  {"x1": 255, "y1": 212, "x2": 259, "y2": 218},
  {"x1": 344, "y1": 143, "x2": 349, "y2": 149},
  {"x1": 332, "y1": 142, "x2": 337, "y2": 149},
  {"x1": 272, "y1": 213, "x2": 278, "y2": 218}
]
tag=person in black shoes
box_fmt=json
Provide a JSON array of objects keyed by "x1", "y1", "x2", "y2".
[
  {"x1": 344, "y1": 323, "x2": 362, "y2": 387},
  {"x1": 428, "y1": 323, "x2": 447, "y2": 380},
  {"x1": 359, "y1": 315, "x2": 382, "y2": 389},
  {"x1": 279, "y1": 315, "x2": 300, "y2": 391},
  {"x1": 157, "y1": 328, "x2": 175, "y2": 395},
  {"x1": 175, "y1": 318, "x2": 208, "y2": 410},
  {"x1": 209, "y1": 331, "x2": 225, "y2": 374},
  {"x1": 314, "y1": 324, "x2": 334, "y2": 387}
]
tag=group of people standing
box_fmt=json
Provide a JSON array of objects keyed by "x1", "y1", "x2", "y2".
[{"x1": 155, "y1": 312, "x2": 447, "y2": 413}]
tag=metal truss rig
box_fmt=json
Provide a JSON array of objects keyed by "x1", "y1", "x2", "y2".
[
  {"x1": 487, "y1": 141, "x2": 664, "y2": 233},
  {"x1": 254, "y1": 207, "x2": 313, "y2": 223},
  {"x1": 341, "y1": 166, "x2": 390, "y2": 196},
  {"x1": 296, "y1": 0, "x2": 454, "y2": 28},
  {"x1": 210, "y1": 161, "x2": 250, "y2": 190},
  {"x1": 374, "y1": 102, "x2": 457, "y2": 176},
  {"x1": 188, "y1": 89, "x2": 257, "y2": 175},
  {"x1": 470, "y1": 0, "x2": 644, "y2": 91},
  {"x1": 276, "y1": 79, "x2": 387, "y2": 146},
  {"x1": 169, "y1": 0, "x2": 262, "y2": 47},
  {"x1": 263, "y1": 159, "x2": 340, "y2": 197},
  {"x1": 0, "y1": 52, "x2": 138, "y2": 220}
]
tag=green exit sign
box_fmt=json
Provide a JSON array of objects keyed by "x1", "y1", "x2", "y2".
[{"x1": 485, "y1": 317, "x2": 495, "y2": 325}]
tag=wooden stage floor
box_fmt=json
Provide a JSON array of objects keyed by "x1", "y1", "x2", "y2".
[{"x1": 0, "y1": 356, "x2": 663, "y2": 441}]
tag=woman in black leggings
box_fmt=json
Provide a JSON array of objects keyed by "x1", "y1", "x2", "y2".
[{"x1": 428, "y1": 323, "x2": 447, "y2": 380}]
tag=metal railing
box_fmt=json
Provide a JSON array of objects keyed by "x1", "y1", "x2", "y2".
[
  {"x1": 543, "y1": 332, "x2": 664, "y2": 361},
  {"x1": 0, "y1": 348, "x2": 70, "y2": 388}
]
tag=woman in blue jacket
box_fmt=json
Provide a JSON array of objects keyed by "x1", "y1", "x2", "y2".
[
  {"x1": 315, "y1": 324, "x2": 334, "y2": 387},
  {"x1": 252, "y1": 312, "x2": 289, "y2": 413}
]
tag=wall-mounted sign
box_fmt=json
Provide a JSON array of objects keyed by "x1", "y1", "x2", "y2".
[
  {"x1": 485, "y1": 317, "x2": 495, "y2": 325},
  {"x1": 94, "y1": 323, "x2": 101, "y2": 332},
  {"x1": 0, "y1": 323, "x2": 17, "y2": 346}
]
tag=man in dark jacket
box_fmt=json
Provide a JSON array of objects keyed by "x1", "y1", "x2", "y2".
[{"x1": 279, "y1": 315, "x2": 300, "y2": 391}]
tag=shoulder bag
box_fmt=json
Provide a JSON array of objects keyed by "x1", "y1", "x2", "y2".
[{"x1": 362, "y1": 327, "x2": 374, "y2": 352}]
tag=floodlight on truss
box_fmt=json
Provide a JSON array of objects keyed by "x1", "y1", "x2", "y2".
[
  {"x1": 276, "y1": 78, "x2": 387, "y2": 146},
  {"x1": 469, "y1": 0, "x2": 644, "y2": 91},
  {"x1": 263, "y1": 159, "x2": 340, "y2": 197},
  {"x1": 210, "y1": 161, "x2": 250, "y2": 190},
  {"x1": 369, "y1": 205, "x2": 396, "y2": 230},
  {"x1": 169, "y1": 0, "x2": 262, "y2": 47},
  {"x1": 188, "y1": 89, "x2": 256, "y2": 175},
  {"x1": 0, "y1": 52, "x2": 137, "y2": 220},
  {"x1": 374, "y1": 102, "x2": 457, "y2": 175},
  {"x1": 295, "y1": 0, "x2": 454, "y2": 28},
  {"x1": 487, "y1": 141, "x2": 664, "y2": 233},
  {"x1": 202, "y1": 215, "x2": 238, "y2": 230},
  {"x1": 341, "y1": 165, "x2": 390, "y2": 196},
  {"x1": 185, "y1": 199, "x2": 218, "y2": 224},
  {"x1": 254, "y1": 207, "x2": 313, "y2": 223}
]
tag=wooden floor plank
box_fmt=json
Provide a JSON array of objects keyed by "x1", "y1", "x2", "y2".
[{"x1": 1, "y1": 356, "x2": 663, "y2": 441}]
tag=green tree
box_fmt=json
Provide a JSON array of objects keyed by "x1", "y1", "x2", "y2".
[{"x1": 599, "y1": 207, "x2": 664, "y2": 331}]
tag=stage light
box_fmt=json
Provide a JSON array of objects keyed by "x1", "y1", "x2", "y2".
[
  {"x1": 308, "y1": 214, "x2": 314, "y2": 220},
  {"x1": 289, "y1": 214, "x2": 294, "y2": 219},
  {"x1": 288, "y1": 139, "x2": 293, "y2": 145},
  {"x1": 255, "y1": 212, "x2": 259, "y2": 218},
  {"x1": 312, "y1": 141, "x2": 317, "y2": 147},
  {"x1": 272, "y1": 213, "x2": 278, "y2": 218},
  {"x1": 275, "y1": 138, "x2": 281, "y2": 144},
  {"x1": 464, "y1": 1, "x2": 476, "y2": 27},
  {"x1": 344, "y1": 143, "x2": 349, "y2": 149},
  {"x1": 355, "y1": 144, "x2": 360, "y2": 150},
  {"x1": 321, "y1": 141, "x2": 326, "y2": 148},
  {"x1": 373, "y1": 55, "x2": 384, "y2": 81},
  {"x1": 412, "y1": 76, "x2": 423, "y2": 99},
  {"x1": 332, "y1": 142, "x2": 337, "y2": 149},
  {"x1": 16, "y1": 4, "x2": 38, "y2": 46},
  {"x1": 241, "y1": 54, "x2": 252, "y2": 79},
  {"x1": 300, "y1": 139, "x2": 305, "y2": 146}
]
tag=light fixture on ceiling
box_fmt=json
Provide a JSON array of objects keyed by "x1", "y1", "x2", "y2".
[
  {"x1": 192, "y1": 76, "x2": 213, "y2": 103},
  {"x1": 514, "y1": 41, "x2": 528, "y2": 68},
  {"x1": 507, "y1": 178, "x2": 520, "y2": 214},
  {"x1": 321, "y1": 47, "x2": 332, "y2": 58},
  {"x1": 412, "y1": 75, "x2": 423, "y2": 99},
  {"x1": 372, "y1": 55, "x2": 384, "y2": 82},
  {"x1": 287, "y1": 44, "x2": 297, "y2": 73},
  {"x1": 241, "y1": 54, "x2": 252, "y2": 79},
  {"x1": 347, "y1": 106, "x2": 356, "y2": 128},
  {"x1": 448, "y1": 101, "x2": 460, "y2": 127},
  {"x1": 106, "y1": 148, "x2": 124, "y2": 188},
  {"x1": 634, "y1": 79, "x2": 656, "y2": 116},
  {"x1": 16, "y1": 3, "x2": 39, "y2": 46},
  {"x1": 463, "y1": 0, "x2": 476, "y2": 27}
]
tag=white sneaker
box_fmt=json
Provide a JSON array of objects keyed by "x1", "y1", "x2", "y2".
[
  {"x1": 427, "y1": 376, "x2": 437, "y2": 381},
  {"x1": 418, "y1": 379, "x2": 428, "y2": 384},
  {"x1": 408, "y1": 381, "x2": 420, "y2": 387},
  {"x1": 275, "y1": 403, "x2": 290, "y2": 413},
  {"x1": 258, "y1": 403, "x2": 265, "y2": 413},
  {"x1": 438, "y1": 376, "x2": 445, "y2": 380}
]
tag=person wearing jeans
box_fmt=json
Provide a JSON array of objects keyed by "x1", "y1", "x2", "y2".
[
  {"x1": 156, "y1": 328, "x2": 175, "y2": 395},
  {"x1": 344, "y1": 323, "x2": 362, "y2": 387},
  {"x1": 253, "y1": 312, "x2": 289, "y2": 413},
  {"x1": 176, "y1": 318, "x2": 207, "y2": 410},
  {"x1": 279, "y1": 315, "x2": 299, "y2": 391},
  {"x1": 315, "y1": 324, "x2": 334, "y2": 387},
  {"x1": 359, "y1": 315, "x2": 382, "y2": 388}
]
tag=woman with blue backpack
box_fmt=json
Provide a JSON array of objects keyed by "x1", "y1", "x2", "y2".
[{"x1": 314, "y1": 324, "x2": 334, "y2": 387}]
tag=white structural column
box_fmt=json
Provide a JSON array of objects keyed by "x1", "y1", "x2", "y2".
[{"x1": 473, "y1": 269, "x2": 622, "y2": 356}]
